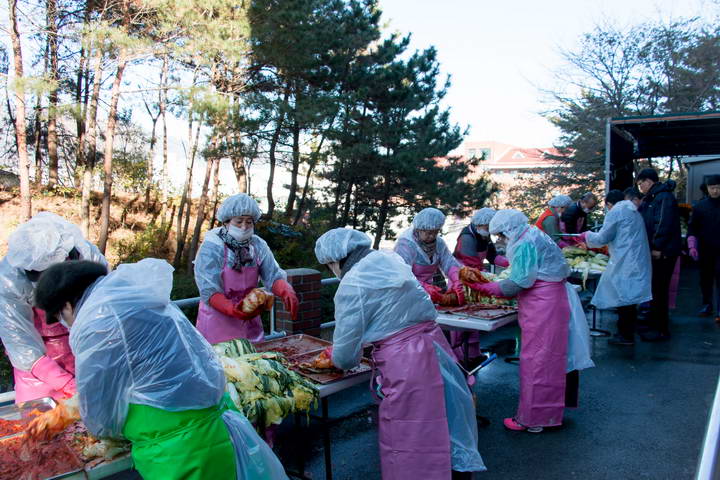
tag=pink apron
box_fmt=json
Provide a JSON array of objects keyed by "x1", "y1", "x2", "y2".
[
  {"x1": 668, "y1": 257, "x2": 681, "y2": 309},
  {"x1": 412, "y1": 263, "x2": 438, "y2": 285},
  {"x1": 13, "y1": 308, "x2": 75, "y2": 404},
  {"x1": 515, "y1": 280, "x2": 570, "y2": 428},
  {"x1": 371, "y1": 321, "x2": 455, "y2": 479},
  {"x1": 196, "y1": 246, "x2": 264, "y2": 344}
]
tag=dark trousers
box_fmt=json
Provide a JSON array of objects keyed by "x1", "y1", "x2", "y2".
[
  {"x1": 699, "y1": 248, "x2": 720, "y2": 310},
  {"x1": 651, "y1": 256, "x2": 677, "y2": 334},
  {"x1": 616, "y1": 304, "x2": 637, "y2": 339}
]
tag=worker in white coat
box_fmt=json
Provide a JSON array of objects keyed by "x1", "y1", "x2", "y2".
[{"x1": 580, "y1": 190, "x2": 652, "y2": 345}]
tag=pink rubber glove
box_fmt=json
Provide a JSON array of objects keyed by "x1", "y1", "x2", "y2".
[
  {"x1": 579, "y1": 232, "x2": 589, "y2": 243},
  {"x1": 476, "y1": 281, "x2": 506, "y2": 298},
  {"x1": 688, "y1": 236, "x2": 699, "y2": 261},
  {"x1": 272, "y1": 279, "x2": 299, "y2": 320},
  {"x1": 31, "y1": 355, "x2": 75, "y2": 397},
  {"x1": 447, "y1": 265, "x2": 461, "y2": 287},
  {"x1": 494, "y1": 255, "x2": 510, "y2": 268}
]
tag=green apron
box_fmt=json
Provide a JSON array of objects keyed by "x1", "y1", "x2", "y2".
[{"x1": 122, "y1": 394, "x2": 238, "y2": 480}]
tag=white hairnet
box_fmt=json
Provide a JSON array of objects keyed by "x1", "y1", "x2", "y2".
[
  {"x1": 6, "y1": 212, "x2": 90, "y2": 272},
  {"x1": 471, "y1": 208, "x2": 496, "y2": 226},
  {"x1": 412, "y1": 208, "x2": 446, "y2": 230},
  {"x1": 217, "y1": 194, "x2": 262, "y2": 223},
  {"x1": 548, "y1": 195, "x2": 573, "y2": 208},
  {"x1": 489, "y1": 209, "x2": 529, "y2": 241},
  {"x1": 315, "y1": 228, "x2": 372, "y2": 265}
]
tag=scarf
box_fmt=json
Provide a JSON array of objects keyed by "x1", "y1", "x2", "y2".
[
  {"x1": 340, "y1": 246, "x2": 373, "y2": 278},
  {"x1": 413, "y1": 229, "x2": 437, "y2": 262},
  {"x1": 218, "y1": 226, "x2": 255, "y2": 270}
]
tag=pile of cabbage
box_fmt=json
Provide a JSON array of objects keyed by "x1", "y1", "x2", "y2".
[
  {"x1": 562, "y1": 247, "x2": 609, "y2": 287},
  {"x1": 213, "y1": 339, "x2": 319, "y2": 430}
]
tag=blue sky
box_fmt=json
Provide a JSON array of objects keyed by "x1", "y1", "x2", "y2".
[{"x1": 378, "y1": 0, "x2": 716, "y2": 148}]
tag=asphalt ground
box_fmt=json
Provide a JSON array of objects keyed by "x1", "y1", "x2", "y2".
[{"x1": 276, "y1": 264, "x2": 720, "y2": 480}]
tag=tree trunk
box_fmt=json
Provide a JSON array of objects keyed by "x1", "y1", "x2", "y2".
[
  {"x1": 97, "y1": 48, "x2": 129, "y2": 254},
  {"x1": 285, "y1": 118, "x2": 301, "y2": 219},
  {"x1": 159, "y1": 55, "x2": 170, "y2": 225},
  {"x1": 173, "y1": 114, "x2": 202, "y2": 268},
  {"x1": 8, "y1": 0, "x2": 32, "y2": 221},
  {"x1": 340, "y1": 181, "x2": 354, "y2": 225},
  {"x1": 207, "y1": 156, "x2": 221, "y2": 229},
  {"x1": 46, "y1": 0, "x2": 59, "y2": 188},
  {"x1": 33, "y1": 96, "x2": 43, "y2": 184},
  {"x1": 187, "y1": 152, "x2": 217, "y2": 272},
  {"x1": 73, "y1": 0, "x2": 92, "y2": 184},
  {"x1": 373, "y1": 180, "x2": 392, "y2": 249},
  {"x1": 143, "y1": 100, "x2": 160, "y2": 211},
  {"x1": 266, "y1": 87, "x2": 290, "y2": 219},
  {"x1": 81, "y1": 47, "x2": 103, "y2": 238}
]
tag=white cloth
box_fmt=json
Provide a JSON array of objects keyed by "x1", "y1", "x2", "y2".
[
  {"x1": 564, "y1": 283, "x2": 595, "y2": 372},
  {"x1": 394, "y1": 227, "x2": 460, "y2": 272},
  {"x1": 193, "y1": 229, "x2": 286, "y2": 303},
  {"x1": 216, "y1": 194, "x2": 262, "y2": 223},
  {"x1": 314, "y1": 228, "x2": 372, "y2": 264},
  {"x1": 0, "y1": 240, "x2": 107, "y2": 371},
  {"x1": 585, "y1": 200, "x2": 652, "y2": 309},
  {"x1": 330, "y1": 251, "x2": 437, "y2": 370}
]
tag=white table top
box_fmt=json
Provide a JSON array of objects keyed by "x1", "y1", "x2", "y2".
[{"x1": 436, "y1": 311, "x2": 518, "y2": 332}]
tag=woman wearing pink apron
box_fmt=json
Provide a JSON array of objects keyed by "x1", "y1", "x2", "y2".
[
  {"x1": 0, "y1": 212, "x2": 108, "y2": 404},
  {"x1": 453, "y1": 208, "x2": 509, "y2": 365},
  {"x1": 476, "y1": 210, "x2": 593, "y2": 433},
  {"x1": 316, "y1": 228, "x2": 485, "y2": 479},
  {"x1": 194, "y1": 193, "x2": 298, "y2": 345}
]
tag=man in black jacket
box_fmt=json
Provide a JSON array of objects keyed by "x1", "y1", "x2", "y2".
[
  {"x1": 636, "y1": 168, "x2": 682, "y2": 341},
  {"x1": 688, "y1": 175, "x2": 720, "y2": 322},
  {"x1": 561, "y1": 192, "x2": 598, "y2": 234}
]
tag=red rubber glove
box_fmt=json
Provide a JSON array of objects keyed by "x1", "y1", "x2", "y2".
[
  {"x1": 272, "y1": 279, "x2": 299, "y2": 320},
  {"x1": 209, "y1": 293, "x2": 263, "y2": 320},
  {"x1": 31, "y1": 355, "x2": 75, "y2": 397},
  {"x1": 421, "y1": 283, "x2": 444, "y2": 303}
]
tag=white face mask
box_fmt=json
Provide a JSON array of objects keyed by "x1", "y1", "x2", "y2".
[
  {"x1": 228, "y1": 225, "x2": 253, "y2": 242},
  {"x1": 328, "y1": 262, "x2": 342, "y2": 279},
  {"x1": 582, "y1": 206, "x2": 592, "y2": 214},
  {"x1": 477, "y1": 228, "x2": 490, "y2": 238}
]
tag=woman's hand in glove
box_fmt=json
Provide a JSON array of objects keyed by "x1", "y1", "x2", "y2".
[
  {"x1": 26, "y1": 395, "x2": 80, "y2": 442},
  {"x1": 475, "y1": 281, "x2": 507, "y2": 298},
  {"x1": 272, "y1": 279, "x2": 299, "y2": 320}
]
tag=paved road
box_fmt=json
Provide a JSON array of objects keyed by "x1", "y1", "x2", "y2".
[{"x1": 277, "y1": 264, "x2": 720, "y2": 480}]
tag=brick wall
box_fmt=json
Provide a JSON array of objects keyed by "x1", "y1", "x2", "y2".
[{"x1": 274, "y1": 268, "x2": 322, "y2": 336}]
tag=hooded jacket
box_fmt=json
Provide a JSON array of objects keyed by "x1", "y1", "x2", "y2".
[{"x1": 638, "y1": 180, "x2": 682, "y2": 257}]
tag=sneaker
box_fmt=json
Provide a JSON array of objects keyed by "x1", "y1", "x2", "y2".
[
  {"x1": 699, "y1": 304, "x2": 713, "y2": 317},
  {"x1": 608, "y1": 334, "x2": 634, "y2": 346},
  {"x1": 503, "y1": 417, "x2": 543, "y2": 433},
  {"x1": 640, "y1": 330, "x2": 671, "y2": 342}
]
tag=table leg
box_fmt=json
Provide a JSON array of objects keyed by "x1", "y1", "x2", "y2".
[
  {"x1": 322, "y1": 397, "x2": 333, "y2": 480},
  {"x1": 286, "y1": 414, "x2": 312, "y2": 480},
  {"x1": 589, "y1": 306, "x2": 611, "y2": 337}
]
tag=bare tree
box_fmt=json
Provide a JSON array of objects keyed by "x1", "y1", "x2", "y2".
[{"x1": 7, "y1": 0, "x2": 32, "y2": 220}]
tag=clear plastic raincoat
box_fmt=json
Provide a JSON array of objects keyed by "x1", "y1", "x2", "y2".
[
  {"x1": 70, "y1": 259, "x2": 287, "y2": 479},
  {"x1": 0, "y1": 212, "x2": 107, "y2": 371},
  {"x1": 585, "y1": 200, "x2": 652, "y2": 309}
]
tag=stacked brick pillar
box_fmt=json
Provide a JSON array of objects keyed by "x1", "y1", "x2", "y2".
[{"x1": 274, "y1": 268, "x2": 322, "y2": 336}]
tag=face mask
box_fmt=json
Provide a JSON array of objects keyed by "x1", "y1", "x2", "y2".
[
  {"x1": 328, "y1": 262, "x2": 342, "y2": 279},
  {"x1": 477, "y1": 228, "x2": 490, "y2": 238},
  {"x1": 228, "y1": 225, "x2": 253, "y2": 242},
  {"x1": 582, "y1": 206, "x2": 592, "y2": 214}
]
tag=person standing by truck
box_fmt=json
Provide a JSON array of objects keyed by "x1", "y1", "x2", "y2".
[{"x1": 688, "y1": 174, "x2": 720, "y2": 323}]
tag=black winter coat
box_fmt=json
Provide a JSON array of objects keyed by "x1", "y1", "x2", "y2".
[
  {"x1": 688, "y1": 196, "x2": 720, "y2": 251},
  {"x1": 560, "y1": 202, "x2": 589, "y2": 234},
  {"x1": 638, "y1": 181, "x2": 682, "y2": 257}
]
